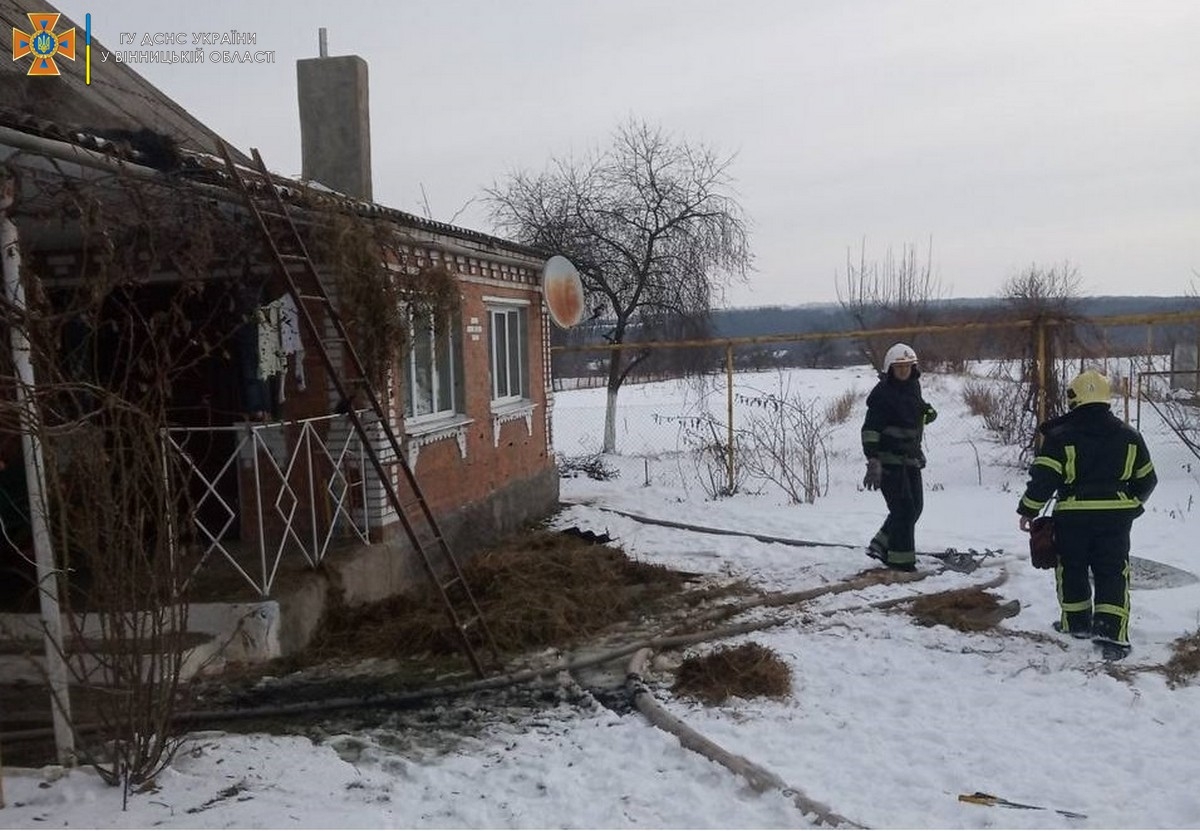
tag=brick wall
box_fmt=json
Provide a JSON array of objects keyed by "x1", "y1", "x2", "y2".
[
  {"x1": 405, "y1": 277, "x2": 553, "y2": 518},
  {"x1": 236, "y1": 233, "x2": 559, "y2": 564}
]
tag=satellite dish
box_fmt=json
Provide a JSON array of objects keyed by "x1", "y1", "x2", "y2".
[{"x1": 542, "y1": 254, "x2": 585, "y2": 328}]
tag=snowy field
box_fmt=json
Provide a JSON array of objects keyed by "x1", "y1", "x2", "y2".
[{"x1": 5, "y1": 364, "x2": 1200, "y2": 829}]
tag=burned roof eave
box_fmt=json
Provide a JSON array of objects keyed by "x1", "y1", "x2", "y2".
[{"x1": 0, "y1": 123, "x2": 550, "y2": 271}]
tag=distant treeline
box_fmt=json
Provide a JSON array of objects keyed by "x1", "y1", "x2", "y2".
[
  {"x1": 551, "y1": 296, "x2": 1199, "y2": 380},
  {"x1": 709, "y1": 296, "x2": 1194, "y2": 339}
]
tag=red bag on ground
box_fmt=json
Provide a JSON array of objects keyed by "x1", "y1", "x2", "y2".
[{"x1": 1029, "y1": 516, "x2": 1057, "y2": 569}]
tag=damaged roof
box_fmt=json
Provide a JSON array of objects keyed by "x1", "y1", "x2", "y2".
[
  {"x1": 0, "y1": 0, "x2": 546, "y2": 262},
  {"x1": 0, "y1": 0, "x2": 249, "y2": 162}
]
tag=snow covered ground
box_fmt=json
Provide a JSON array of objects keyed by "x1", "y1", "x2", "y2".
[{"x1": 4, "y1": 365, "x2": 1200, "y2": 828}]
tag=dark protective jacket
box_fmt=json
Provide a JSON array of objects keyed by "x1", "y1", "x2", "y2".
[
  {"x1": 861, "y1": 368, "x2": 936, "y2": 468},
  {"x1": 1017, "y1": 403, "x2": 1157, "y2": 517}
]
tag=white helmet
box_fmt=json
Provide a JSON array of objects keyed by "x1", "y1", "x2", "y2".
[{"x1": 883, "y1": 342, "x2": 918, "y2": 372}]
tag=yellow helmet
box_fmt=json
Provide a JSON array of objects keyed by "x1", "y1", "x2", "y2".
[{"x1": 1066, "y1": 370, "x2": 1110, "y2": 410}]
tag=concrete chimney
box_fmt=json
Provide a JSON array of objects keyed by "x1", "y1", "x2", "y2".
[{"x1": 296, "y1": 32, "x2": 372, "y2": 201}]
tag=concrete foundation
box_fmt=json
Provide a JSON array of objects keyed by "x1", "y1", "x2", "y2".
[
  {"x1": 0, "y1": 467, "x2": 559, "y2": 678},
  {"x1": 235, "y1": 464, "x2": 560, "y2": 663}
]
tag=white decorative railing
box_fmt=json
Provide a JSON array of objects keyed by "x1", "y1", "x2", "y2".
[{"x1": 164, "y1": 413, "x2": 373, "y2": 597}]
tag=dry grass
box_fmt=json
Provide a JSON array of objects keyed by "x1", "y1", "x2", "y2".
[
  {"x1": 305, "y1": 530, "x2": 689, "y2": 663},
  {"x1": 908, "y1": 587, "x2": 1020, "y2": 632},
  {"x1": 824, "y1": 388, "x2": 858, "y2": 425},
  {"x1": 1162, "y1": 629, "x2": 1200, "y2": 687},
  {"x1": 672, "y1": 642, "x2": 792, "y2": 704},
  {"x1": 961, "y1": 379, "x2": 999, "y2": 419}
]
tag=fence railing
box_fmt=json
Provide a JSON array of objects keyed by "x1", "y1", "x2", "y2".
[
  {"x1": 1136, "y1": 370, "x2": 1200, "y2": 462},
  {"x1": 551, "y1": 312, "x2": 1200, "y2": 499},
  {"x1": 164, "y1": 413, "x2": 371, "y2": 597}
]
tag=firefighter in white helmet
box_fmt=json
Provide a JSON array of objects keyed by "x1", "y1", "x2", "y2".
[
  {"x1": 1016, "y1": 369, "x2": 1157, "y2": 661},
  {"x1": 860, "y1": 343, "x2": 937, "y2": 571}
]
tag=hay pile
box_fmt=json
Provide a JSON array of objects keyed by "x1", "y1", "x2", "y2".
[
  {"x1": 671, "y1": 642, "x2": 792, "y2": 705},
  {"x1": 908, "y1": 587, "x2": 1020, "y2": 632},
  {"x1": 1163, "y1": 630, "x2": 1200, "y2": 687},
  {"x1": 306, "y1": 530, "x2": 687, "y2": 662}
]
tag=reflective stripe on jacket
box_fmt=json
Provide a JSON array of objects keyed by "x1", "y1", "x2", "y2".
[
  {"x1": 861, "y1": 369, "x2": 931, "y2": 468},
  {"x1": 1017, "y1": 403, "x2": 1157, "y2": 517}
]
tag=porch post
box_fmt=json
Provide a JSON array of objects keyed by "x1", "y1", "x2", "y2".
[{"x1": 1, "y1": 197, "x2": 76, "y2": 764}]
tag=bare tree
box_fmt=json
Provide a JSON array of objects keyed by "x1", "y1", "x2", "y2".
[
  {"x1": 836, "y1": 237, "x2": 943, "y2": 367},
  {"x1": 996, "y1": 261, "x2": 1085, "y2": 454},
  {"x1": 1001, "y1": 260, "x2": 1082, "y2": 319},
  {"x1": 486, "y1": 119, "x2": 751, "y2": 452}
]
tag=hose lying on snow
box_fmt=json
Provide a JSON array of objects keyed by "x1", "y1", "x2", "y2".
[
  {"x1": 619, "y1": 568, "x2": 1011, "y2": 830},
  {"x1": 0, "y1": 566, "x2": 1004, "y2": 743},
  {"x1": 626, "y1": 647, "x2": 865, "y2": 829}
]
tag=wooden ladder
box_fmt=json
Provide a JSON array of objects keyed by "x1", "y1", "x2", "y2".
[{"x1": 216, "y1": 142, "x2": 499, "y2": 677}]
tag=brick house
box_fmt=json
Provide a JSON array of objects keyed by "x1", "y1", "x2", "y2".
[{"x1": 0, "y1": 1, "x2": 560, "y2": 655}]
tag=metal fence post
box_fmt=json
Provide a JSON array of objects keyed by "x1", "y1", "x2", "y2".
[
  {"x1": 1136, "y1": 372, "x2": 1143, "y2": 431},
  {"x1": 1036, "y1": 318, "x2": 1048, "y2": 429},
  {"x1": 725, "y1": 343, "x2": 734, "y2": 495}
]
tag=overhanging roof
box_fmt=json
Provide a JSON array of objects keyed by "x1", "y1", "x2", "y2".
[
  {"x1": 0, "y1": 0, "x2": 547, "y2": 265},
  {"x1": 0, "y1": 0, "x2": 249, "y2": 162}
]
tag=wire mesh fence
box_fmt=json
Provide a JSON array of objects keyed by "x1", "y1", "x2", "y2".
[{"x1": 550, "y1": 312, "x2": 1200, "y2": 504}]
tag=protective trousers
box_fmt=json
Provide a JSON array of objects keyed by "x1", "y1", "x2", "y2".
[
  {"x1": 869, "y1": 465, "x2": 923, "y2": 567},
  {"x1": 1052, "y1": 511, "x2": 1133, "y2": 644}
]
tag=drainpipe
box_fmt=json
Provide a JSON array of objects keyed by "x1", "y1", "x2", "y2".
[{"x1": 1, "y1": 180, "x2": 76, "y2": 765}]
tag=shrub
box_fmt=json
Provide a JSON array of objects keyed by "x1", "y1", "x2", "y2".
[
  {"x1": 962, "y1": 380, "x2": 998, "y2": 418},
  {"x1": 739, "y1": 388, "x2": 832, "y2": 504},
  {"x1": 665, "y1": 411, "x2": 753, "y2": 499},
  {"x1": 557, "y1": 453, "x2": 618, "y2": 481},
  {"x1": 824, "y1": 388, "x2": 857, "y2": 425}
]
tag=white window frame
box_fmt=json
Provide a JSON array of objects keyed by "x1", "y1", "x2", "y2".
[
  {"x1": 486, "y1": 298, "x2": 537, "y2": 447},
  {"x1": 486, "y1": 300, "x2": 530, "y2": 405},
  {"x1": 399, "y1": 309, "x2": 471, "y2": 469},
  {"x1": 403, "y1": 309, "x2": 462, "y2": 423}
]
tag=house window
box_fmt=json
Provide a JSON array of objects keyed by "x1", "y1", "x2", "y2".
[
  {"x1": 488, "y1": 305, "x2": 529, "y2": 403},
  {"x1": 403, "y1": 311, "x2": 462, "y2": 420}
]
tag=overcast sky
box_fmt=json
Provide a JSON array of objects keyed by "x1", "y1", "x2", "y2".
[{"x1": 51, "y1": 0, "x2": 1200, "y2": 308}]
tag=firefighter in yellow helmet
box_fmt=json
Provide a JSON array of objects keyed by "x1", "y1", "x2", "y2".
[
  {"x1": 861, "y1": 343, "x2": 937, "y2": 571},
  {"x1": 1016, "y1": 369, "x2": 1157, "y2": 661}
]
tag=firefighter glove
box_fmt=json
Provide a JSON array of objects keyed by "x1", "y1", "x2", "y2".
[
  {"x1": 923, "y1": 403, "x2": 938, "y2": 424},
  {"x1": 863, "y1": 458, "x2": 883, "y2": 490}
]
